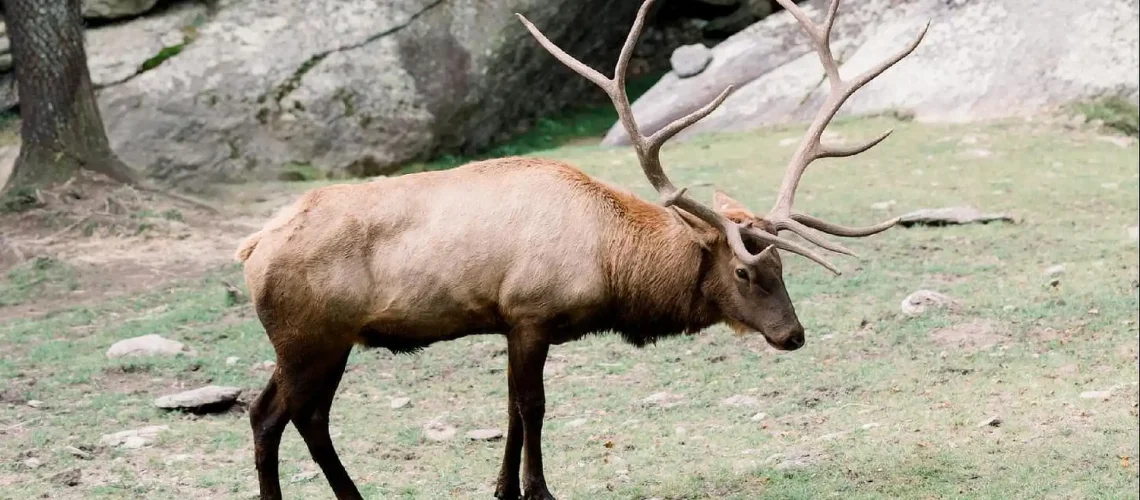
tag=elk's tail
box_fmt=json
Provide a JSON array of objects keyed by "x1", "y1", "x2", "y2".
[{"x1": 235, "y1": 232, "x2": 262, "y2": 262}]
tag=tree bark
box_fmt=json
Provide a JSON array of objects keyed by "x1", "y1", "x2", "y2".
[{"x1": 0, "y1": 0, "x2": 138, "y2": 192}]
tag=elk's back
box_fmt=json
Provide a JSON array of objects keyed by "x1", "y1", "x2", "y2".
[{"x1": 239, "y1": 158, "x2": 621, "y2": 341}]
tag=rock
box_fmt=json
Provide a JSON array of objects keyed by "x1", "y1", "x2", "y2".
[
  {"x1": 253, "y1": 360, "x2": 276, "y2": 372},
  {"x1": 225, "y1": 356, "x2": 241, "y2": 366},
  {"x1": 670, "y1": 44, "x2": 713, "y2": 78},
  {"x1": 423, "y1": 419, "x2": 457, "y2": 442},
  {"x1": 721, "y1": 394, "x2": 760, "y2": 408},
  {"x1": 900, "y1": 290, "x2": 956, "y2": 317},
  {"x1": 466, "y1": 429, "x2": 504, "y2": 441},
  {"x1": 750, "y1": 412, "x2": 767, "y2": 422},
  {"x1": 50, "y1": 467, "x2": 81, "y2": 487},
  {"x1": 1044, "y1": 264, "x2": 1065, "y2": 278},
  {"x1": 603, "y1": 0, "x2": 1139, "y2": 146},
  {"x1": 106, "y1": 334, "x2": 190, "y2": 358},
  {"x1": 861, "y1": 422, "x2": 881, "y2": 430},
  {"x1": 21, "y1": 457, "x2": 42, "y2": 470},
  {"x1": 1079, "y1": 389, "x2": 1113, "y2": 400},
  {"x1": 154, "y1": 385, "x2": 242, "y2": 413},
  {"x1": 870, "y1": 200, "x2": 896, "y2": 210},
  {"x1": 641, "y1": 391, "x2": 684, "y2": 408},
  {"x1": 86, "y1": 0, "x2": 648, "y2": 185},
  {"x1": 99, "y1": 425, "x2": 168, "y2": 448},
  {"x1": 82, "y1": 0, "x2": 158, "y2": 20},
  {"x1": 566, "y1": 418, "x2": 588, "y2": 428},
  {"x1": 62, "y1": 446, "x2": 92, "y2": 460},
  {"x1": 1129, "y1": 226, "x2": 1139, "y2": 242},
  {"x1": 896, "y1": 206, "x2": 1016, "y2": 227},
  {"x1": 976, "y1": 416, "x2": 1001, "y2": 428},
  {"x1": 389, "y1": 397, "x2": 411, "y2": 409},
  {"x1": 26, "y1": 399, "x2": 43, "y2": 408}
]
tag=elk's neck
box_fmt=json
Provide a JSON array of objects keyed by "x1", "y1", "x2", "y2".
[{"x1": 602, "y1": 201, "x2": 720, "y2": 345}]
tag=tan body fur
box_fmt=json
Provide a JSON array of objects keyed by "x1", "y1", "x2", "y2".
[{"x1": 239, "y1": 158, "x2": 720, "y2": 353}]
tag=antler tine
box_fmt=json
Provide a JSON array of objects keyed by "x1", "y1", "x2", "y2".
[{"x1": 754, "y1": 0, "x2": 927, "y2": 273}]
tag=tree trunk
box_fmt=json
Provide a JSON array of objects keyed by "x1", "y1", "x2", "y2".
[{"x1": 0, "y1": 0, "x2": 138, "y2": 192}]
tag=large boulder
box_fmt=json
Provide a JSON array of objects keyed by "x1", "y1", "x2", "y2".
[
  {"x1": 83, "y1": 0, "x2": 159, "y2": 20},
  {"x1": 602, "y1": 0, "x2": 1140, "y2": 146},
  {"x1": 88, "y1": 0, "x2": 642, "y2": 185}
]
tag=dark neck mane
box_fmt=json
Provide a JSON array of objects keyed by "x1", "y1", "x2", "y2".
[{"x1": 599, "y1": 191, "x2": 723, "y2": 346}]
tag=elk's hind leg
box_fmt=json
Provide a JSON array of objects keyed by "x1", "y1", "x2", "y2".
[
  {"x1": 251, "y1": 374, "x2": 289, "y2": 500},
  {"x1": 280, "y1": 345, "x2": 362, "y2": 500}
]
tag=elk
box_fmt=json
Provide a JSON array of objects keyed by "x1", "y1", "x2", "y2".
[{"x1": 235, "y1": 0, "x2": 927, "y2": 498}]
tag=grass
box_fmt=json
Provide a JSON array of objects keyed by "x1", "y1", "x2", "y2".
[
  {"x1": 0, "y1": 117, "x2": 1137, "y2": 499},
  {"x1": 1072, "y1": 96, "x2": 1140, "y2": 136}
]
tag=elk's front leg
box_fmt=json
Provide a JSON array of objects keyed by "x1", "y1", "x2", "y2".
[
  {"x1": 507, "y1": 332, "x2": 554, "y2": 500},
  {"x1": 494, "y1": 365, "x2": 523, "y2": 499}
]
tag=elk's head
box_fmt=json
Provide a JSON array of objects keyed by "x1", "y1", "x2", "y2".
[
  {"x1": 519, "y1": 0, "x2": 928, "y2": 351},
  {"x1": 703, "y1": 190, "x2": 804, "y2": 350}
]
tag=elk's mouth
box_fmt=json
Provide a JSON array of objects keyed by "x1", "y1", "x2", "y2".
[{"x1": 725, "y1": 319, "x2": 804, "y2": 351}]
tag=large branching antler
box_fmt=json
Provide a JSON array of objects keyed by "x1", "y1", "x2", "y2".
[
  {"x1": 517, "y1": 0, "x2": 842, "y2": 273},
  {"x1": 760, "y1": 0, "x2": 930, "y2": 272}
]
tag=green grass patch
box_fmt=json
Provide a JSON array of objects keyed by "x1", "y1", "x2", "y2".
[
  {"x1": 139, "y1": 44, "x2": 186, "y2": 73},
  {"x1": 1072, "y1": 95, "x2": 1140, "y2": 135},
  {"x1": 0, "y1": 256, "x2": 77, "y2": 307}
]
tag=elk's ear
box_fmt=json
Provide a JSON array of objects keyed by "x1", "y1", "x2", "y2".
[{"x1": 713, "y1": 190, "x2": 755, "y2": 223}]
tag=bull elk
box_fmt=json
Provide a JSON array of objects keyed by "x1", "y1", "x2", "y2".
[{"x1": 236, "y1": 0, "x2": 928, "y2": 498}]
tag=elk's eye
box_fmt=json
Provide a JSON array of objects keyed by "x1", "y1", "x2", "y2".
[{"x1": 734, "y1": 268, "x2": 749, "y2": 281}]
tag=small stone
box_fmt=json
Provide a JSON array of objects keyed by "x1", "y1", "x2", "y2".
[
  {"x1": 750, "y1": 412, "x2": 767, "y2": 422},
  {"x1": 721, "y1": 395, "x2": 760, "y2": 408},
  {"x1": 106, "y1": 334, "x2": 189, "y2": 358},
  {"x1": 62, "y1": 446, "x2": 92, "y2": 460},
  {"x1": 674, "y1": 426, "x2": 687, "y2": 437},
  {"x1": 154, "y1": 385, "x2": 242, "y2": 413},
  {"x1": 870, "y1": 200, "x2": 897, "y2": 210},
  {"x1": 778, "y1": 137, "x2": 798, "y2": 147},
  {"x1": 253, "y1": 360, "x2": 276, "y2": 371},
  {"x1": 26, "y1": 399, "x2": 43, "y2": 408},
  {"x1": 976, "y1": 416, "x2": 1001, "y2": 428},
  {"x1": 423, "y1": 420, "x2": 457, "y2": 441},
  {"x1": 641, "y1": 391, "x2": 684, "y2": 408},
  {"x1": 1044, "y1": 265, "x2": 1065, "y2": 278},
  {"x1": 389, "y1": 397, "x2": 411, "y2": 409},
  {"x1": 1129, "y1": 226, "x2": 1138, "y2": 242},
  {"x1": 861, "y1": 422, "x2": 881, "y2": 430},
  {"x1": 670, "y1": 44, "x2": 713, "y2": 78},
  {"x1": 225, "y1": 356, "x2": 240, "y2": 366},
  {"x1": 1079, "y1": 390, "x2": 1112, "y2": 400},
  {"x1": 466, "y1": 429, "x2": 504, "y2": 441},
  {"x1": 50, "y1": 467, "x2": 81, "y2": 487},
  {"x1": 163, "y1": 454, "x2": 191, "y2": 465},
  {"x1": 290, "y1": 470, "x2": 319, "y2": 483},
  {"x1": 1002, "y1": 305, "x2": 1016, "y2": 312},
  {"x1": 566, "y1": 418, "x2": 588, "y2": 428},
  {"x1": 99, "y1": 425, "x2": 168, "y2": 448},
  {"x1": 900, "y1": 290, "x2": 956, "y2": 317},
  {"x1": 21, "y1": 457, "x2": 42, "y2": 469}
]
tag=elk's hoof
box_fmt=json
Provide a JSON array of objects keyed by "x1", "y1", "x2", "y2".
[{"x1": 522, "y1": 490, "x2": 555, "y2": 500}]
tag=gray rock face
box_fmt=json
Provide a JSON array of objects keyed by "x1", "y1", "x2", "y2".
[
  {"x1": 154, "y1": 385, "x2": 242, "y2": 412},
  {"x1": 85, "y1": 0, "x2": 643, "y2": 185},
  {"x1": 603, "y1": 0, "x2": 1140, "y2": 146},
  {"x1": 82, "y1": 0, "x2": 159, "y2": 20},
  {"x1": 99, "y1": 425, "x2": 168, "y2": 448},
  {"x1": 670, "y1": 44, "x2": 713, "y2": 78}
]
